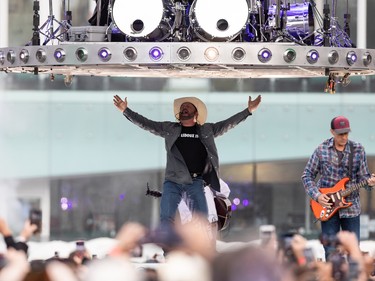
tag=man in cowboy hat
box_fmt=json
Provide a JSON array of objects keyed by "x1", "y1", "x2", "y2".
[{"x1": 113, "y1": 94, "x2": 261, "y2": 226}]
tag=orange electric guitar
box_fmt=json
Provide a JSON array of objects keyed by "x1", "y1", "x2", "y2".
[{"x1": 310, "y1": 177, "x2": 368, "y2": 222}]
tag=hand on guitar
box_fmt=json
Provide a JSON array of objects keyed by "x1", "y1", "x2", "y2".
[{"x1": 317, "y1": 194, "x2": 333, "y2": 209}]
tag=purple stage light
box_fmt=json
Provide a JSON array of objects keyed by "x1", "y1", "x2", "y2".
[
  {"x1": 242, "y1": 199, "x2": 249, "y2": 207},
  {"x1": 307, "y1": 49, "x2": 319, "y2": 64},
  {"x1": 149, "y1": 47, "x2": 164, "y2": 61},
  {"x1": 54, "y1": 48, "x2": 65, "y2": 62},
  {"x1": 346, "y1": 51, "x2": 357, "y2": 66},
  {"x1": 98, "y1": 47, "x2": 111, "y2": 62},
  {"x1": 258, "y1": 48, "x2": 272, "y2": 63}
]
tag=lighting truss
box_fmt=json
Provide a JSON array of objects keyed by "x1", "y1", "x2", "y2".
[{"x1": 0, "y1": 42, "x2": 374, "y2": 79}]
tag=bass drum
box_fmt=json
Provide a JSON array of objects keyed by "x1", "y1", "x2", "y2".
[
  {"x1": 189, "y1": 0, "x2": 249, "y2": 42},
  {"x1": 112, "y1": 0, "x2": 173, "y2": 41},
  {"x1": 268, "y1": 2, "x2": 315, "y2": 45}
]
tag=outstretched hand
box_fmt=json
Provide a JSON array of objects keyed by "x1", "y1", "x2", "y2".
[
  {"x1": 113, "y1": 95, "x2": 128, "y2": 112},
  {"x1": 248, "y1": 95, "x2": 262, "y2": 113}
]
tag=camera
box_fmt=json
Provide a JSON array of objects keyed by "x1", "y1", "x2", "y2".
[{"x1": 29, "y1": 209, "x2": 42, "y2": 234}]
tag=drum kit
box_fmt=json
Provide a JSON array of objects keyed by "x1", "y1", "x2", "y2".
[
  {"x1": 109, "y1": 0, "x2": 319, "y2": 44},
  {"x1": 34, "y1": 0, "x2": 352, "y2": 47}
]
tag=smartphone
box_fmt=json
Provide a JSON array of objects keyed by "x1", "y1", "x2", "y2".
[
  {"x1": 259, "y1": 225, "x2": 276, "y2": 245},
  {"x1": 29, "y1": 209, "x2": 42, "y2": 234}
]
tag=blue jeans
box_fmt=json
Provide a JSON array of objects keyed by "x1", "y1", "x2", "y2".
[
  {"x1": 321, "y1": 213, "x2": 360, "y2": 260},
  {"x1": 160, "y1": 177, "x2": 208, "y2": 225}
]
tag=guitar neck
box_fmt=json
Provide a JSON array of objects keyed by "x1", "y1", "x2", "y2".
[{"x1": 341, "y1": 180, "x2": 368, "y2": 197}]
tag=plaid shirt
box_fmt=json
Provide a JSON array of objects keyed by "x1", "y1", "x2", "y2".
[{"x1": 302, "y1": 137, "x2": 372, "y2": 218}]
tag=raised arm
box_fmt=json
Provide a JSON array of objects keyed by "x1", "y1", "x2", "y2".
[
  {"x1": 248, "y1": 95, "x2": 262, "y2": 113},
  {"x1": 113, "y1": 95, "x2": 128, "y2": 112}
]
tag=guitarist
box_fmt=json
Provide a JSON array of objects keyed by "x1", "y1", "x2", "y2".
[{"x1": 302, "y1": 116, "x2": 375, "y2": 260}]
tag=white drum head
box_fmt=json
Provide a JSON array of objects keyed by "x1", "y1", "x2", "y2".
[
  {"x1": 194, "y1": 0, "x2": 249, "y2": 38},
  {"x1": 113, "y1": 0, "x2": 164, "y2": 37}
]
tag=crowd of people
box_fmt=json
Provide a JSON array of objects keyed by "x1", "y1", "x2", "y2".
[{"x1": 1, "y1": 215, "x2": 375, "y2": 281}]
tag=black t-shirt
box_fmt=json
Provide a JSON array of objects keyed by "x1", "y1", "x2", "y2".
[{"x1": 175, "y1": 125, "x2": 207, "y2": 173}]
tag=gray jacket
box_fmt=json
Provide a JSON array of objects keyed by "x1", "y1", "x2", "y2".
[{"x1": 123, "y1": 107, "x2": 252, "y2": 192}]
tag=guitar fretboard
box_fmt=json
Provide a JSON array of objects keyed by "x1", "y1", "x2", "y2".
[{"x1": 340, "y1": 180, "x2": 368, "y2": 197}]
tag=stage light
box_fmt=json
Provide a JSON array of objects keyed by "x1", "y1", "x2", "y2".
[
  {"x1": 328, "y1": 50, "x2": 339, "y2": 64},
  {"x1": 98, "y1": 47, "x2": 111, "y2": 62},
  {"x1": 54, "y1": 48, "x2": 66, "y2": 62},
  {"x1": 19, "y1": 49, "x2": 30, "y2": 63},
  {"x1": 123, "y1": 47, "x2": 137, "y2": 61},
  {"x1": 149, "y1": 47, "x2": 164, "y2": 61},
  {"x1": 0, "y1": 51, "x2": 5, "y2": 65},
  {"x1": 36, "y1": 49, "x2": 47, "y2": 62},
  {"x1": 258, "y1": 48, "x2": 272, "y2": 63},
  {"x1": 7, "y1": 50, "x2": 16, "y2": 64},
  {"x1": 177, "y1": 47, "x2": 191, "y2": 61},
  {"x1": 204, "y1": 47, "x2": 219, "y2": 62},
  {"x1": 232, "y1": 47, "x2": 246, "y2": 61},
  {"x1": 75, "y1": 48, "x2": 88, "y2": 62},
  {"x1": 362, "y1": 52, "x2": 372, "y2": 67},
  {"x1": 283, "y1": 48, "x2": 296, "y2": 63},
  {"x1": 306, "y1": 49, "x2": 319, "y2": 64},
  {"x1": 346, "y1": 51, "x2": 357, "y2": 65}
]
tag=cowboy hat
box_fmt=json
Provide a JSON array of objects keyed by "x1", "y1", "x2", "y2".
[{"x1": 173, "y1": 97, "x2": 207, "y2": 124}]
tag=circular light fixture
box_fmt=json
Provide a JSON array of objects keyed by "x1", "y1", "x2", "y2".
[
  {"x1": 258, "y1": 48, "x2": 272, "y2": 63},
  {"x1": 19, "y1": 49, "x2": 30, "y2": 63},
  {"x1": 283, "y1": 48, "x2": 296, "y2": 63},
  {"x1": 346, "y1": 51, "x2": 357, "y2": 66},
  {"x1": 0, "y1": 51, "x2": 5, "y2": 65},
  {"x1": 204, "y1": 47, "x2": 219, "y2": 62},
  {"x1": 328, "y1": 50, "x2": 339, "y2": 65},
  {"x1": 7, "y1": 50, "x2": 16, "y2": 64},
  {"x1": 232, "y1": 47, "x2": 246, "y2": 61},
  {"x1": 306, "y1": 49, "x2": 319, "y2": 64},
  {"x1": 54, "y1": 48, "x2": 66, "y2": 62},
  {"x1": 98, "y1": 48, "x2": 111, "y2": 62},
  {"x1": 75, "y1": 48, "x2": 88, "y2": 62},
  {"x1": 177, "y1": 47, "x2": 191, "y2": 61},
  {"x1": 36, "y1": 49, "x2": 47, "y2": 62},
  {"x1": 362, "y1": 52, "x2": 372, "y2": 67},
  {"x1": 149, "y1": 47, "x2": 164, "y2": 61},
  {"x1": 123, "y1": 47, "x2": 137, "y2": 61}
]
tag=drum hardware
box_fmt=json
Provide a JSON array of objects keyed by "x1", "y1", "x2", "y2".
[
  {"x1": 31, "y1": 0, "x2": 40, "y2": 46},
  {"x1": 37, "y1": 0, "x2": 72, "y2": 45}
]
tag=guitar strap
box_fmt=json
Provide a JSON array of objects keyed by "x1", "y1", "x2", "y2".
[{"x1": 348, "y1": 140, "x2": 354, "y2": 180}]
